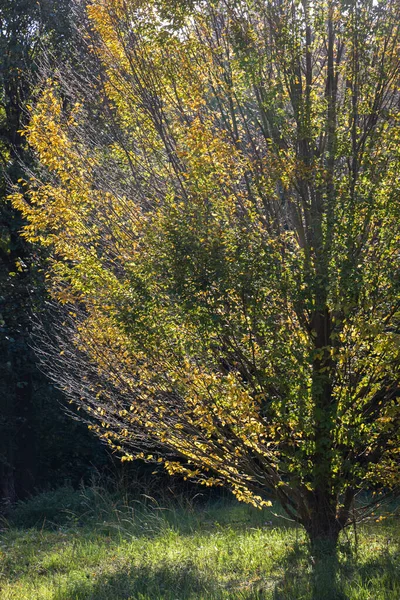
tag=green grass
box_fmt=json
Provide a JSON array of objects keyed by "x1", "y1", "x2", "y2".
[{"x1": 0, "y1": 486, "x2": 399, "y2": 599}]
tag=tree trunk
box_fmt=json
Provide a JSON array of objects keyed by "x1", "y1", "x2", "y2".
[
  {"x1": 307, "y1": 490, "x2": 341, "y2": 551},
  {"x1": 306, "y1": 504, "x2": 346, "y2": 600}
]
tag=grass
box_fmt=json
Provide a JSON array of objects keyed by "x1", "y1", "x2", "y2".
[{"x1": 0, "y1": 485, "x2": 399, "y2": 599}]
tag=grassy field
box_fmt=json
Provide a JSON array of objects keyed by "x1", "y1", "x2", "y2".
[{"x1": 0, "y1": 486, "x2": 399, "y2": 600}]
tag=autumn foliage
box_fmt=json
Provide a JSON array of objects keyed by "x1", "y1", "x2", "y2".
[{"x1": 13, "y1": 0, "x2": 400, "y2": 546}]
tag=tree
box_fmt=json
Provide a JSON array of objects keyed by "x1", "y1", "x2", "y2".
[{"x1": 13, "y1": 0, "x2": 400, "y2": 554}]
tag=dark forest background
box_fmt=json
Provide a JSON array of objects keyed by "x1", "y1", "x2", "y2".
[{"x1": 0, "y1": 0, "x2": 139, "y2": 508}]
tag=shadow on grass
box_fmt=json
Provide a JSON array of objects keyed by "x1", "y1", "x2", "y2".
[
  {"x1": 48, "y1": 550, "x2": 351, "y2": 600},
  {"x1": 4, "y1": 534, "x2": 399, "y2": 600},
  {"x1": 339, "y1": 540, "x2": 400, "y2": 597},
  {"x1": 271, "y1": 539, "x2": 349, "y2": 600},
  {"x1": 272, "y1": 535, "x2": 400, "y2": 600},
  {"x1": 53, "y1": 562, "x2": 224, "y2": 600},
  {"x1": 50, "y1": 541, "x2": 349, "y2": 600}
]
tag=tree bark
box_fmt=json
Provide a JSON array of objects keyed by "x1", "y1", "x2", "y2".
[{"x1": 307, "y1": 512, "x2": 345, "y2": 600}]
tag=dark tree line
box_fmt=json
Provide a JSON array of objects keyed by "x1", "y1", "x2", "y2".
[{"x1": 0, "y1": 0, "x2": 111, "y2": 508}]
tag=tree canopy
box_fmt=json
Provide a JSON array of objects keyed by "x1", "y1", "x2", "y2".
[{"x1": 12, "y1": 0, "x2": 400, "y2": 547}]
